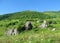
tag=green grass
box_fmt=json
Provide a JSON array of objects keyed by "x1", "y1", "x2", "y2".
[
  {"x1": 0, "y1": 10, "x2": 60, "y2": 43},
  {"x1": 0, "y1": 28, "x2": 60, "y2": 43}
]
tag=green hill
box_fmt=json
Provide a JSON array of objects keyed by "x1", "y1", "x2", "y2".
[
  {"x1": 44, "y1": 11, "x2": 60, "y2": 18},
  {"x1": 0, "y1": 10, "x2": 60, "y2": 43},
  {"x1": 0, "y1": 11, "x2": 52, "y2": 20}
]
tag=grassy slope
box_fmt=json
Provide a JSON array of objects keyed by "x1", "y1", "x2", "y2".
[{"x1": 0, "y1": 11, "x2": 60, "y2": 43}]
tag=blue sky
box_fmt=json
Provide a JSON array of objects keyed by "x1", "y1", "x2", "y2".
[{"x1": 0, "y1": 0, "x2": 60, "y2": 14}]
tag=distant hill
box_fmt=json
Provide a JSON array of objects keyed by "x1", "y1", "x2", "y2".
[
  {"x1": 0, "y1": 10, "x2": 60, "y2": 29},
  {"x1": 44, "y1": 11, "x2": 60, "y2": 18},
  {"x1": 0, "y1": 11, "x2": 52, "y2": 20}
]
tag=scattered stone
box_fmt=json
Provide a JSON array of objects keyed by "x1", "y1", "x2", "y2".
[
  {"x1": 12, "y1": 29, "x2": 18, "y2": 35},
  {"x1": 52, "y1": 28, "x2": 56, "y2": 31},
  {"x1": 6, "y1": 29, "x2": 13, "y2": 36},
  {"x1": 6, "y1": 28, "x2": 18, "y2": 36},
  {"x1": 40, "y1": 20, "x2": 47, "y2": 28},
  {"x1": 24, "y1": 21, "x2": 32, "y2": 30}
]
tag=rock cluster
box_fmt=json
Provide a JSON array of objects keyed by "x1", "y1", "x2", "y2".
[
  {"x1": 6, "y1": 21, "x2": 33, "y2": 36},
  {"x1": 6, "y1": 20, "x2": 57, "y2": 36}
]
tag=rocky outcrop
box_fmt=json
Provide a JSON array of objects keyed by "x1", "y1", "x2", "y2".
[
  {"x1": 6, "y1": 28, "x2": 18, "y2": 36},
  {"x1": 24, "y1": 21, "x2": 32, "y2": 30},
  {"x1": 40, "y1": 20, "x2": 47, "y2": 28}
]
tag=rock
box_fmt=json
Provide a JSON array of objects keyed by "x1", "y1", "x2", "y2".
[
  {"x1": 6, "y1": 29, "x2": 13, "y2": 36},
  {"x1": 40, "y1": 20, "x2": 47, "y2": 28},
  {"x1": 12, "y1": 29, "x2": 18, "y2": 35},
  {"x1": 17, "y1": 21, "x2": 32, "y2": 33},
  {"x1": 52, "y1": 28, "x2": 56, "y2": 31},
  {"x1": 24, "y1": 21, "x2": 32, "y2": 30},
  {"x1": 6, "y1": 28, "x2": 18, "y2": 36}
]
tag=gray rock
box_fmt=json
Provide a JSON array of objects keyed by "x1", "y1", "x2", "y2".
[
  {"x1": 12, "y1": 29, "x2": 18, "y2": 35},
  {"x1": 6, "y1": 29, "x2": 12, "y2": 36},
  {"x1": 40, "y1": 20, "x2": 47, "y2": 28},
  {"x1": 24, "y1": 21, "x2": 32, "y2": 30},
  {"x1": 6, "y1": 28, "x2": 18, "y2": 36}
]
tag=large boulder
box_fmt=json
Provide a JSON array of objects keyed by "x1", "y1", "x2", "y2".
[
  {"x1": 24, "y1": 21, "x2": 32, "y2": 30},
  {"x1": 12, "y1": 29, "x2": 18, "y2": 35},
  {"x1": 6, "y1": 29, "x2": 12, "y2": 36},
  {"x1": 6, "y1": 28, "x2": 18, "y2": 36}
]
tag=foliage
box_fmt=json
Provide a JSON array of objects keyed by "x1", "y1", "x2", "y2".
[{"x1": 0, "y1": 10, "x2": 60, "y2": 43}]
